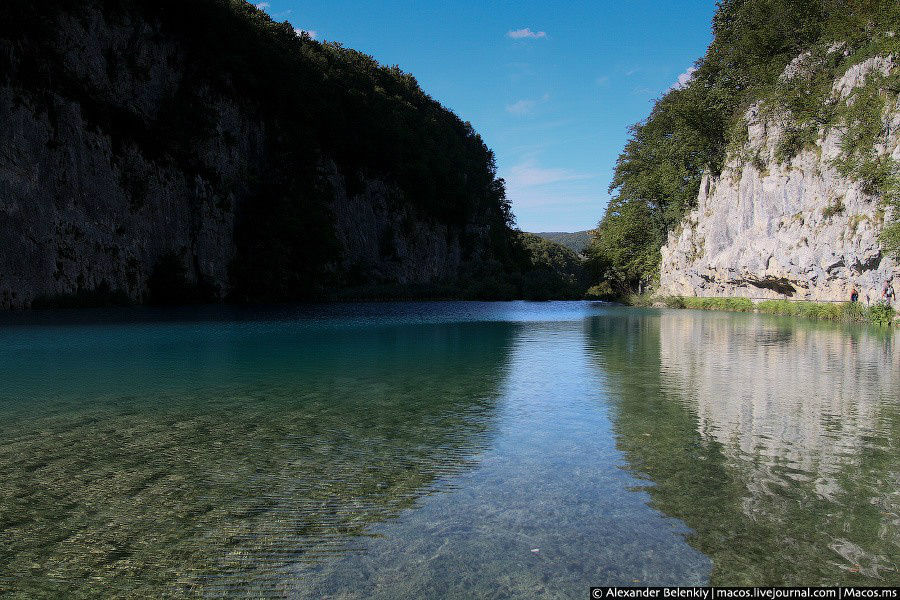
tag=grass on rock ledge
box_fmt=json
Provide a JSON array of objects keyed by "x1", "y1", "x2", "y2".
[
  {"x1": 652, "y1": 296, "x2": 896, "y2": 327},
  {"x1": 666, "y1": 297, "x2": 754, "y2": 313}
]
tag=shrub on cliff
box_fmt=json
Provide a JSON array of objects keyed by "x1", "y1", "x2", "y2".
[{"x1": 868, "y1": 303, "x2": 896, "y2": 327}]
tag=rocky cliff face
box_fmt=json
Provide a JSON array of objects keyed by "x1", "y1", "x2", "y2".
[
  {"x1": 0, "y1": 8, "x2": 249, "y2": 308},
  {"x1": 660, "y1": 56, "x2": 899, "y2": 303},
  {"x1": 324, "y1": 162, "x2": 487, "y2": 288},
  {"x1": 0, "y1": 2, "x2": 508, "y2": 309}
]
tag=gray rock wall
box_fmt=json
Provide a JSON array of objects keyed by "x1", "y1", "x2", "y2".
[
  {"x1": 659, "y1": 57, "x2": 899, "y2": 303},
  {"x1": 325, "y1": 161, "x2": 486, "y2": 287},
  {"x1": 0, "y1": 11, "x2": 254, "y2": 308}
]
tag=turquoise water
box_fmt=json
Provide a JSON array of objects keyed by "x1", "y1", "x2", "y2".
[{"x1": 0, "y1": 302, "x2": 897, "y2": 597}]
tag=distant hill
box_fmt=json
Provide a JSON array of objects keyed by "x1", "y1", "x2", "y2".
[{"x1": 530, "y1": 231, "x2": 593, "y2": 255}]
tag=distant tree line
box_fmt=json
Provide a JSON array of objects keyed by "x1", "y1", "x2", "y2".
[{"x1": 531, "y1": 231, "x2": 593, "y2": 255}]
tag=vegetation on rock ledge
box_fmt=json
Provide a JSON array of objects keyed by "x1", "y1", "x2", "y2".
[{"x1": 659, "y1": 296, "x2": 896, "y2": 327}]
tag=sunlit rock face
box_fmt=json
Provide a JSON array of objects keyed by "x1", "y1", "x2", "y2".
[
  {"x1": 659, "y1": 56, "x2": 899, "y2": 302},
  {"x1": 657, "y1": 311, "x2": 900, "y2": 498}
]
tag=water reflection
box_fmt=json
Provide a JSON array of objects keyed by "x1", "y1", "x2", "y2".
[
  {"x1": 284, "y1": 319, "x2": 710, "y2": 598},
  {"x1": 0, "y1": 317, "x2": 516, "y2": 597},
  {"x1": 586, "y1": 310, "x2": 900, "y2": 586}
]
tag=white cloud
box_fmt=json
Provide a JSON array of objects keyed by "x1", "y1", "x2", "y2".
[
  {"x1": 506, "y1": 157, "x2": 594, "y2": 188},
  {"x1": 255, "y1": 4, "x2": 315, "y2": 39},
  {"x1": 505, "y1": 93, "x2": 549, "y2": 117},
  {"x1": 508, "y1": 28, "x2": 547, "y2": 39},
  {"x1": 671, "y1": 66, "x2": 697, "y2": 90},
  {"x1": 506, "y1": 99, "x2": 537, "y2": 116}
]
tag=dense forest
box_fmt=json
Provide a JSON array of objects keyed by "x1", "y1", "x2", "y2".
[
  {"x1": 516, "y1": 234, "x2": 589, "y2": 300},
  {"x1": 587, "y1": 0, "x2": 900, "y2": 296},
  {"x1": 532, "y1": 231, "x2": 593, "y2": 255},
  {"x1": 1, "y1": 0, "x2": 589, "y2": 305}
]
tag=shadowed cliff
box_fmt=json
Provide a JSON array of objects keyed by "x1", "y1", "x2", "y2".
[{"x1": 0, "y1": 0, "x2": 529, "y2": 308}]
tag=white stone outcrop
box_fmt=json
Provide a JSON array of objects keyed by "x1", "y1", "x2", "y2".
[{"x1": 659, "y1": 57, "x2": 899, "y2": 303}]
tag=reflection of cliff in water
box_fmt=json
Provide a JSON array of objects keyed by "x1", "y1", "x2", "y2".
[
  {"x1": 658, "y1": 312, "x2": 899, "y2": 498},
  {"x1": 585, "y1": 310, "x2": 900, "y2": 586},
  {"x1": 0, "y1": 316, "x2": 517, "y2": 597}
]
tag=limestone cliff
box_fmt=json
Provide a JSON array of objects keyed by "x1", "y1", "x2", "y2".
[
  {"x1": 659, "y1": 56, "x2": 899, "y2": 303},
  {"x1": 0, "y1": 1, "x2": 514, "y2": 308}
]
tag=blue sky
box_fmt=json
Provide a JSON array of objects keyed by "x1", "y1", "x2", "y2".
[{"x1": 255, "y1": 0, "x2": 718, "y2": 232}]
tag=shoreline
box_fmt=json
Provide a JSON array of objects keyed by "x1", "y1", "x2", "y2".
[{"x1": 633, "y1": 295, "x2": 898, "y2": 327}]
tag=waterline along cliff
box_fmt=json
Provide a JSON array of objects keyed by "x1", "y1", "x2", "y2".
[
  {"x1": 588, "y1": 1, "x2": 900, "y2": 302},
  {"x1": 0, "y1": 0, "x2": 561, "y2": 309}
]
